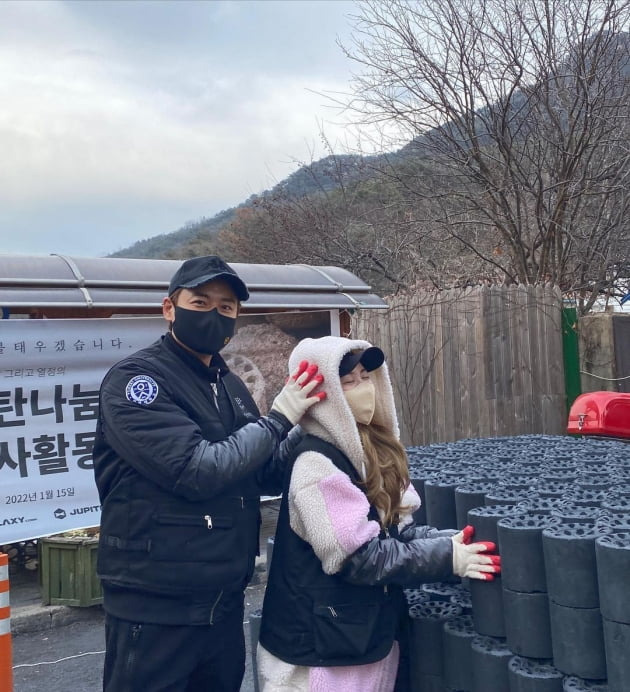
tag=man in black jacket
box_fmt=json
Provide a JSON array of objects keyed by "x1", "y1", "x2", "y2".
[{"x1": 93, "y1": 255, "x2": 325, "y2": 691}]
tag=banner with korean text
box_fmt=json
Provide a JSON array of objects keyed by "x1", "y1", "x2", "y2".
[{"x1": 0, "y1": 317, "x2": 164, "y2": 544}]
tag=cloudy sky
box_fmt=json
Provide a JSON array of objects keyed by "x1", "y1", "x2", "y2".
[{"x1": 0, "y1": 0, "x2": 369, "y2": 257}]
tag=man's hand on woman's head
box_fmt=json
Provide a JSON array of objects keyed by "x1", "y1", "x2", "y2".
[{"x1": 271, "y1": 361, "x2": 326, "y2": 425}]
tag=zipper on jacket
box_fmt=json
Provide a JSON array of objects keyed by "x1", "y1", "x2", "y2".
[
  {"x1": 210, "y1": 382, "x2": 219, "y2": 409},
  {"x1": 327, "y1": 606, "x2": 338, "y2": 617},
  {"x1": 154, "y1": 513, "x2": 232, "y2": 529},
  {"x1": 125, "y1": 624, "x2": 142, "y2": 677},
  {"x1": 209, "y1": 590, "x2": 223, "y2": 625}
]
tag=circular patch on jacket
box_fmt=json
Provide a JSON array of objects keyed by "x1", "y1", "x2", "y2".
[{"x1": 125, "y1": 375, "x2": 159, "y2": 405}]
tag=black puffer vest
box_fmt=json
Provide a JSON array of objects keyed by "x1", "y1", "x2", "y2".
[{"x1": 259, "y1": 435, "x2": 404, "y2": 667}]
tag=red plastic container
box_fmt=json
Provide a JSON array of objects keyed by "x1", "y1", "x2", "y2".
[{"x1": 567, "y1": 392, "x2": 630, "y2": 439}]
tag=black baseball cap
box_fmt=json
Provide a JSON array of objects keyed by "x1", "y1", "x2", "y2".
[
  {"x1": 339, "y1": 346, "x2": 385, "y2": 377},
  {"x1": 168, "y1": 255, "x2": 249, "y2": 301}
]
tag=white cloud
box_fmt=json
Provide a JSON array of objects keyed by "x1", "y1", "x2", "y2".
[{"x1": 0, "y1": 0, "x2": 374, "y2": 256}]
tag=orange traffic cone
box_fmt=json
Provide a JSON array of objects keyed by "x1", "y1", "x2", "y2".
[{"x1": 0, "y1": 553, "x2": 12, "y2": 692}]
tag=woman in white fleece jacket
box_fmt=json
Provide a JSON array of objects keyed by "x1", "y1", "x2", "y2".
[{"x1": 257, "y1": 336, "x2": 500, "y2": 692}]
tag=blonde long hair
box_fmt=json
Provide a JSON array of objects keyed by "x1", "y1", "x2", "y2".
[{"x1": 357, "y1": 422, "x2": 411, "y2": 528}]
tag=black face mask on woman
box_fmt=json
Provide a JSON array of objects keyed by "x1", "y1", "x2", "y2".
[{"x1": 172, "y1": 306, "x2": 236, "y2": 355}]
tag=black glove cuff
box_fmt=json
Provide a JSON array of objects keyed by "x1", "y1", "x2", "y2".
[{"x1": 267, "y1": 410, "x2": 293, "y2": 435}]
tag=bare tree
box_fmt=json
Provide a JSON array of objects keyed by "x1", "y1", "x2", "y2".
[
  {"x1": 216, "y1": 152, "x2": 437, "y2": 293},
  {"x1": 342, "y1": 0, "x2": 630, "y2": 312}
]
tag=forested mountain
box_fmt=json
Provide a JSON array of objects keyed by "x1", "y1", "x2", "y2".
[
  {"x1": 108, "y1": 11, "x2": 630, "y2": 315},
  {"x1": 107, "y1": 153, "x2": 375, "y2": 260},
  {"x1": 108, "y1": 208, "x2": 235, "y2": 259}
]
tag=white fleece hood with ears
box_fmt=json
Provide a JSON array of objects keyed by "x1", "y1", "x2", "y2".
[{"x1": 288, "y1": 335, "x2": 400, "y2": 479}]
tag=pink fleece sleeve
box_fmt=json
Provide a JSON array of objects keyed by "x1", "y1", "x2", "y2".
[{"x1": 318, "y1": 473, "x2": 380, "y2": 554}]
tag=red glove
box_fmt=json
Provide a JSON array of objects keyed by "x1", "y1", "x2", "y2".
[
  {"x1": 272, "y1": 361, "x2": 326, "y2": 424},
  {"x1": 452, "y1": 525, "x2": 502, "y2": 581}
]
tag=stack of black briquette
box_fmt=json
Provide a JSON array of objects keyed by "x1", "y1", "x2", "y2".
[{"x1": 403, "y1": 434, "x2": 629, "y2": 692}]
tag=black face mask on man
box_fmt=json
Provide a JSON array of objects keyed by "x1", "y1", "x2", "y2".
[{"x1": 172, "y1": 306, "x2": 235, "y2": 355}]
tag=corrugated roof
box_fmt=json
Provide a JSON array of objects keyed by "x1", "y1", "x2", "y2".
[{"x1": 0, "y1": 254, "x2": 388, "y2": 311}]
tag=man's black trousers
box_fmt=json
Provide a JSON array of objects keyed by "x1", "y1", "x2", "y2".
[{"x1": 103, "y1": 601, "x2": 246, "y2": 692}]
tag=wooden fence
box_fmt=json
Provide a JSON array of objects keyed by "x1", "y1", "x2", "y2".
[{"x1": 353, "y1": 285, "x2": 566, "y2": 446}]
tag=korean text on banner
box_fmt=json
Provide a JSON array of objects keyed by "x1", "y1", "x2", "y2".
[{"x1": 0, "y1": 318, "x2": 164, "y2": 544}]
